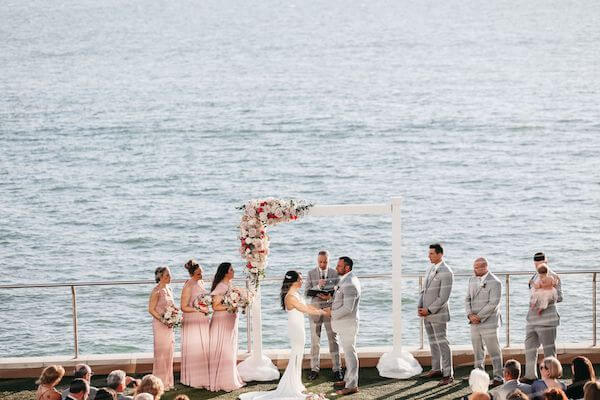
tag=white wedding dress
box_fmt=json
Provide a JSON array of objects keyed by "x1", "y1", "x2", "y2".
[{"x1": 239, "y1": 291, "x2": 309, "y2": 400}]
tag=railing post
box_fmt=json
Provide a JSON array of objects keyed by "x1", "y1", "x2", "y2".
[
  {"x1": 593, "y1": 272, "x2": 597, "y2": 346},
  {"x1": 419, "y1": 275, "x2": 424, "y2": 350},
  {"x1": 505, "y1": 274, "x2": 510, "y2": 348},
  {"x1": 70, "y1": 286, "x2": 79, "y2": 358}
]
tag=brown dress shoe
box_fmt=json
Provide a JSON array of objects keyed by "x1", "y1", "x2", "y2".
[
  {"x1": 437, "y1": 376, "x2": 454, "y2": 386},
  {"x1": 333, "y1": 380, "x2": 346, "y2": 389},
  {"x1": 335, "y1": 387, "x2": 359, "y2": 396},
  {"x1": 424, "y1": 370, "x2": 443, "y2": 378}
]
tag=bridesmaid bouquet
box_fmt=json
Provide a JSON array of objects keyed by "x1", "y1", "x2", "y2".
[
  {"x1": 222, "y1": 287, "x2": 252, "y2": 314},
  {"x1": 192, "y1": 294, "x2": 213, "y2": 316},
  {"x1": 161, "y1": 304, "x2": 183, "y2": 328}
]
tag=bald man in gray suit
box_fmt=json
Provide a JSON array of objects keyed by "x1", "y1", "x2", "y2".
[
  {"x1": 466, "y1": 257, "x2": 504, "y2": 387},
  {"x1": 418, "y1": 243, "x2": 454, "y2": 386}
]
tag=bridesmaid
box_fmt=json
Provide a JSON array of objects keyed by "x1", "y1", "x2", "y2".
[
  {"x1": 208, "y1": 262, "x2": 245, "y2": 392},
  {"x1": 180, "y1": 259, "x2": 211, "y2": 388},
  {"x1": 148, "y1": 266, "x2": 176, "y2": 390}
]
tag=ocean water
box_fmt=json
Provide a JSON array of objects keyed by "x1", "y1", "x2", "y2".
[{"x1": 1, "y1": 0, "x2": 600, "y2": 358}]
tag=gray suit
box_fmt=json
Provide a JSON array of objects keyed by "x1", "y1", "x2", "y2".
[
  {"x1": 331, "y1": 271, "x2": 361, "y2": 389},
  {"x1": 465, "y1": 272, "x2": 503, "y2": 379},
  {"x1": 62, "y1": 387, "x2": 97, "y2": 400},
  {"x1": 305, "y1": 266, "x2": 341, "y2": 372},
  {"x1": 491, "y1": 379, "x2": 532, "y2": 400},
  {"x1": 524, "y1": 270, "x2": 563, "y2": 379},
  {"x1": 418, "y1": 261, "x2": 454, "y2": 377}
]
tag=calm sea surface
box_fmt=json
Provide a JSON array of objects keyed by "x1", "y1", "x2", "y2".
[{"x1": 1, "y1": 0, "x2": 600, "y2": 357}]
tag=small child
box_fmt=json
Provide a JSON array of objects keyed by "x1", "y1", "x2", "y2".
[{"x1": 530, "y1": 263, "x2": 558, "y2": 314}]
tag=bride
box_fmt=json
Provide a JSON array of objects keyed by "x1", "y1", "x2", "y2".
[{"x1": 239, "y1": 270, "x2": 327, "y2": 400}]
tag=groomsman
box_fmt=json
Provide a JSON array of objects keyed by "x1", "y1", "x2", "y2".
[
  {"x1": 418, "y1": 243, "x2": 454, "y2": 385},
  {"x1": 304, "y1": 250, "x2": 342, "y2": 381},
  {"x1": 465, "y1": 257, "x2": 504, "y2": 387},
  {"x1": 523, "y1": 252, "x2": 563, "y2": 382}
]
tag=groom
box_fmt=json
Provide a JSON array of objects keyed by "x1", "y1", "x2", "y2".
[{"x1": 324, "y1": 256, "x2": 361, "y2": 396}]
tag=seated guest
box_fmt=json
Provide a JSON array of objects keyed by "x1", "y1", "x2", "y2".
[
  {"x1": 463, "y1": 369, "x2": 491, "y2": 400},
  {"x1": 584, "y1": 381, "x2": 600, "y2": 400},
  {"x1": 531, "y1": 357, "x2": 566, "y2": 400},
  {"x1": 567, "y1": 356, "x2": 596, "y2": 400},
  {"x1": 36, "y1": 365, "x2": 65, "y2": 400},
  {"x1": 62, "y1": 364, "x2": 97, "y2": 400},
  {"x1": 491, "y1": 359, "x2": 532, "y2": 400},
  {"x1": 132, "y1": 395, "x2": 153, "y2": 400},
  {"x1": 93, "y1": 389, "x2": 117, "y2": 400},
  {"x1": 470, "y1": 394, "x2": 491, "y2": 400},
  {"x1": 543, "y1": 387, "x2": 568, "y2": 400},
  {"x1": 106, "y1": 370, "x2": 139, "y2": 400},
  {"x1": 173, "y1": 396, "x2": 190, "y2": 400},
  {"x1": 64, "y1": 379, "x2": 89, "y2": 400},
  {"x1": 507, "y1": 390, "x2": 529, "y2": 400},
  {"x1": 135, "y1": 375, "x2": 164, "y2": 400}
]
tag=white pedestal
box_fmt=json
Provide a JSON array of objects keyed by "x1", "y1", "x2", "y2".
[{"x1": 376, "y1": 350, "x2": 422, "y2": 379}]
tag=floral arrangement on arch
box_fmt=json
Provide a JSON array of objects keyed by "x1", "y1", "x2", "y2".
[{"x1": 239, "y1": 198, "x2": 313, "y2": 290}]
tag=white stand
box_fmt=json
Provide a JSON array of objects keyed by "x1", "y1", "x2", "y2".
[
  {"x1": 237, "y1": 287, "x2": 280, "y2": 382},
  {"x1": 376, "y1": 197, "x2": 422, "y2": 378}
]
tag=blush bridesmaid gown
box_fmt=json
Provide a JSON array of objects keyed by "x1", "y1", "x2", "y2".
[
  {"x1": 152, "y1": 286, "x2": 175, "y2": 390},
  {"x1": 180, "y1": 279, "x2": 211, "y2": 388},
  {"x1": 208, "y1": 281, "x2": 245, "y2": 392}
]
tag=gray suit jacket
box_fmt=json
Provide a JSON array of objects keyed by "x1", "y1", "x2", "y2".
[
  {"x1": 418, "y1": 261, "x2": 454, "y2": 323},
  {"x1": 465, "y1": 272, "x2": 502, "y2": 328},
  {"x1": 491, "y1": 379, "x2": 532, "y2": 400},
  {"x1": 331, "y1": 271, "x2": 361, "y2": 330},
  {"x1": 305, "y1": 267, "x2": 339, "y2": 308},
  {"x1": 526, "y1": 270, "x2": 563, "y2": 327},
  {"x1": 62, "y1": 387, "x2": 97, "y2": 400}
]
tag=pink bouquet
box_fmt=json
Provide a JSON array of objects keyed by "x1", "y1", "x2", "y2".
[
  {"x1": 161, "y1": 304, "x2": 182, "y2": 328},
  {"x1": 192, "y1": 294, "x2": 213, "y2": 316},
  {"x1": 222, "y1": 287, "x2": 253, "y2": 314}
]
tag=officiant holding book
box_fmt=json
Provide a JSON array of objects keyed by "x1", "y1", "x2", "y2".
[{"x1": 305, "y1": 250, "x2": 343, "y2": 381}]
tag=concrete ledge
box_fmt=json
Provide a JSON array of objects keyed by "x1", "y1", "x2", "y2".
[{"x1": 2, "y1": 343, "x2": 600, "y2": 378}]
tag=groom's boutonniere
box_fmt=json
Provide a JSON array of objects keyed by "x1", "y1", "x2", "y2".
[
  {"x1": 482, "y1": 282, "x2": 487, "y2": 289},
  {"x1": 334, "y1": 285, "x2": 339, "y2": 292}
]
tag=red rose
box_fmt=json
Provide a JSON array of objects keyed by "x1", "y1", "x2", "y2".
[{"x1": 257, "y1": 207, "x2": 264, "y2": 213}]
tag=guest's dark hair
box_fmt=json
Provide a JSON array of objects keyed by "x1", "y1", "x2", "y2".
[
  {"x1": 339, "y1": 256, "x2": 353, "y2": 270},
  {"x1": 94, "y1": 388, "x2": 117, "y2": 400},
  {"x1": 154, "y1": 266, "x2": 168, "y2": 283},
  {"x1": 534, "y1": 252, "x2": 546, "y2": 261},
  {"x1": 503, "y1": 359, "x2": 521, "y2": 380},
  {"x1": 507, "y1": 390, "x2": 529, "y2": 400},
  {"x1": 280, "y1": 271, "x2": 300, "y2": 310},
  {"x1": 211, "y1": 262, "x2": 232, "y2": 292},
  {"x1": 543, "y1": 388, "x2": 568, "y2": 400},
  {"x1": 69, "y1": 378, "x2": 89, "y2": 394},
  {"x1": 184, "y1": 259, "x2": 201, "y2": 277},
  {"x1": 573, "y1": 356, "x2": 595, "y2": 383},
  {"x1": 429, "y1": 243, "x2": 444, "y2": 254}
]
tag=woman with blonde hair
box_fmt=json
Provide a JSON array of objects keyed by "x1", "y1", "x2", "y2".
[
  {"x1": 148, "y1": 266, "x2": 177, "y2": 390},
  {"x1": 584, "y1": 381, "x2": 600, "y2": 400},
  {"x1": 35, "y1": 365, "x2": 65, "y2": 400},
  {"x1": 531, "y1": 357, "x2": 566, "y2": 400},
  {"x1": 135, "y1": 374, "x2": 165, "y2": 400}
]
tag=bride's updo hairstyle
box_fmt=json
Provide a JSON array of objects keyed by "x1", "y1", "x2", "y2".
[
  {"x1": 280, "y1": 270, "x2": 300, "y2": 310},
  {"x1": 211, "y1": 262, "x2": 232, "y2": 292},
  {"x1": 184, "y1": 259, "x2": 201, "y2": 276},
  {"x1": 154, "y1": 266, "x2": 169, "y2": 283}
]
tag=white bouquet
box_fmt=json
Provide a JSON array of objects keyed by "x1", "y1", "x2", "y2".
[
  {"x1": 192, "y1": 294, "x2": 213, "y2": 316},
  {"x1": 161, "y1": 304, "x2": 182, "y2": 328}
]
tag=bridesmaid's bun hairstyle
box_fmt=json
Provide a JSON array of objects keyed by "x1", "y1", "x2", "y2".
[
  {"x1": 280, "y1": 270, "x2": 300, "y2": 310},
  {"x1": 154, "y1": 266, "x2": 169, "y2": 283},
  {"x1": 184, "y1": 259, "x2": 200, "y2": 276}
]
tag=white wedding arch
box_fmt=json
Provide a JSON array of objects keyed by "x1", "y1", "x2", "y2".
[{"x1": 236, "y1": 197, "x2": 422, "y2": 382}]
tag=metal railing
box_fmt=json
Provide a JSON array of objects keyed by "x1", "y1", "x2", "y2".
[{"x1": 0, "y1": 270, "x2": 597, "y2": 358}]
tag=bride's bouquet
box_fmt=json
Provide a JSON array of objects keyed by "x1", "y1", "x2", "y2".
[
  {"x1": 222, "y1": 287, "x2": 253, "y2": 314},
  {"x1": 192, "y1": 294, "x2": 213, "y2": 316},
  {"x1": 161, "y1": 304, "x2": 183, "y2": 328}
]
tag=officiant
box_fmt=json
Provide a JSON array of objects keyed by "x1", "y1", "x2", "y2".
[{"x1": 305, "y1": 250, "x2": 343, "y2": 381}]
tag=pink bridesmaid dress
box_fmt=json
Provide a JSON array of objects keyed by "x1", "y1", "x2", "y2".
[
  {"x1": 152, "y1": 286, "x2": 175, "y2": 390},
  {"x1": 208, "y1": 281, "x2": 245, "y2": 392},
  {"x1": 180, "y1": 279, "x2": 211, "y2": 388}
]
